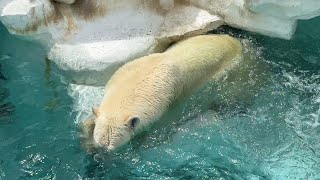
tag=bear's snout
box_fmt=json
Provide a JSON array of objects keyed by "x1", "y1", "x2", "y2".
[
  {"x1": 93, "y1": 127, "x2": 110, "y2": 148},
  {"x1": 93, "y1": 123, "x2": 133, "y2": 152},
  {"x1": 93, "y1": 133, "x2": 118, "y2": 152},
  {"x1": 93, "y1": 125, "x2": 121, "y2": 152}
]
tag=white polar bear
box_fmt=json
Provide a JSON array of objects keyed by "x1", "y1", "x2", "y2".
[{"x1": 81, "y1": 35, "x2": 263, "y2": 152}]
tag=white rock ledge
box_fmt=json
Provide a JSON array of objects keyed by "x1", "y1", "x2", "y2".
[
  {"x1": 189, "y1": 0, "x2": 297, "y2": 40},
  {"x1": 46, "y1": 4, "x2": 223, "y2": 85},
  {"x1": 48, "y1": 37, "x2": 159, "y2": 85},
  {"x1": 247, "y1": 0, "x2": 320, "y2": 20}
]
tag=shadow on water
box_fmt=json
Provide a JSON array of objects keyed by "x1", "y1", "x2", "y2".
[{"x1": 0, "y1": 28, "x2": 15, "y2": 125}]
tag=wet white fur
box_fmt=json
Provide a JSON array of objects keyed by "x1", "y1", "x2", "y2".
[{"x1": 91, "y1": 35, "x2": 243, "y2": 151}]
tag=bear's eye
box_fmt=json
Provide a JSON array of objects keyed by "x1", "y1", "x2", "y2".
[{"x1": 127, "y1": 116, "x2": 140, "y2": 129}]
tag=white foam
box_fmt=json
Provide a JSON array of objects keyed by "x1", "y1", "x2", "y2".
[{"x1": 67, "y1": 84, "x2": 105, "y2": 123}]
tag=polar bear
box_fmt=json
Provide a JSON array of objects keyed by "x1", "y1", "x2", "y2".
[{"x1": 80, "y1": 35, "x2": 261, "y2": 152}]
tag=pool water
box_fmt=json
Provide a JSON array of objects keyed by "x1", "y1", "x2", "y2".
[{"x1": 0, "y1": 16, "x2": 319, "y2": 179}]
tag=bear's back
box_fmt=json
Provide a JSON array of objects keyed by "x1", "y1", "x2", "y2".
[
  {"x1": 164, "y1": 35, "x2": 243, "y2": 94},
  {"x1": 102, "y1": 35, "x2": 244, "y2": 115}
]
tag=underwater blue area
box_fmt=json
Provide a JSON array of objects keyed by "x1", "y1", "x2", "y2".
[{"x1": 0, "y1": 16, "x2": 319, "y2": 179}]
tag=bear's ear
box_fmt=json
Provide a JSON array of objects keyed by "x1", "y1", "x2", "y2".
[
  {"x1": 126, "y1": 115, "x2": 140, "y2": 130},
  {"x1": 92, "y1": 107, "x2": 100, "y2": 117}
]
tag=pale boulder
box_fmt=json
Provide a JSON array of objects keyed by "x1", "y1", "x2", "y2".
[
  {"x1": 48, "y1": 37, "x2": 159, "y2": 85},
  {"x1": 247, "y1": 0, "x2": 320, "y2": 19},
  {"x1": 0, "y1": 0, "x2": 56, "y2": 43},
  {"x1": 159, "y1": 5, "x2": 223, "y2": 39},
  {"x1": 0, "y1": 0, "x2": 223, "y2": 85},
  {"x1": 190, "y1": 0, "x2": 297, "y2": 39},
  {"x1": 46, "y1": 4, "x2": 222, "y2": 85}
]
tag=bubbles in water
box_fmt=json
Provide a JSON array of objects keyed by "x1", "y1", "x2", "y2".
[
  {"x1": 283, "y1": 71, "x2": 320, "y2": 154},
  {"x1": 68, "y1": 84, "x2": 105, "y2": 123}
]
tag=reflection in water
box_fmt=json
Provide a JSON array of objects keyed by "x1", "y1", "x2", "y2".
[
  {"x1": 44, "y1": 57, "x2": 61, "y2": 111},
  {"x1": 0, "y1": 64, "x2": 6, "y2": 80},
  {"x1": 0, "y1": 61, "x2": 15, "y2": 125}
]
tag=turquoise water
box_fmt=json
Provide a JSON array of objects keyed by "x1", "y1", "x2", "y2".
[{"x1": 0, "y1": 16, "x2": 320, "y2": 179}]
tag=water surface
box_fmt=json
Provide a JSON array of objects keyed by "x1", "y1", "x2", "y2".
[{"x1": 0, "y1": 17, "x2": 320, "y2": 179}]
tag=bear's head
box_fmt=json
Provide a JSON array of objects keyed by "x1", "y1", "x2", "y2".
[{"x1": 91, "y1": 107, "x2": 141, "y2": 152}]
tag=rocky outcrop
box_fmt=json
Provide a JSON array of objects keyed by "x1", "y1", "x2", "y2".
[
  {"x1": 247, "y1": 0, "x2": 320, "y2": 20},
  {"x1": 190, "y1": 0, "x2": 297, "y2": 40},
  {"x1": 46, "y1": 4, "x2": 222, "y2": 85},
  {"x1": 0, "y1": 0, "x2": 223, "y2": 85}
]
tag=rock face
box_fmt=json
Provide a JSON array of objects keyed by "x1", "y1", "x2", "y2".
[
  {"x1": 189, "y1": 0, "x2": 297, "y2": 40},
  {"x1": 0, "y1": 0, "x2": 224, "y2": 85},
  {"x1": 247, "y1": 0, "x2": 320, "y2": 19},
  {"x1": 46, "y1": 3, "x2": 222, "y2": 85}
]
